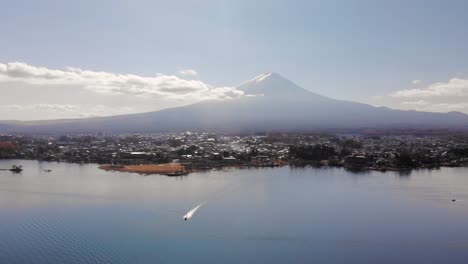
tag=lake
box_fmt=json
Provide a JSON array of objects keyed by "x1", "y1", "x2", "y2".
[{"x1": 1, "y1": 160, "x2": 468, "y2": 263}]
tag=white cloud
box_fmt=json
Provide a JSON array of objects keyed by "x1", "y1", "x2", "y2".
[
  {"x1": 411, "y1": 79, "x2": 421, "y2": 84},
  {"x1": 0, "y1": 104, "x2": 77, "y2": 112},
  {"x1": 178, "y1": 69, "x2": 198, "y2": 78},
  {"x1": 0, "y1": 62, "x2": 243, "y2": 100},
  {"x1": 392, "y1": 78, "x2": 468, "y2": 98},
  {"x1": 400, "y1": 102, "x2": 468, "y2": 113},
  {"x1": 0, "y1": 104, "x2": 136, "y2": 118},
  {"x1": 365, "y1": 76, "x2": 468, "y2": 114},
  {"x1": 401, "y1": 100, "x2": 429, "y2": 106}
]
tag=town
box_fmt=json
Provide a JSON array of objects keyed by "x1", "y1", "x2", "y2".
[{"x1": 1, "y1": 132, "x2": 468, "y2": 174}]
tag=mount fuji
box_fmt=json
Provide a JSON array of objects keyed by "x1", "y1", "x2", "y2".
[{"x1": 1, "y1": 73, "x2": 468, "y2": 134}]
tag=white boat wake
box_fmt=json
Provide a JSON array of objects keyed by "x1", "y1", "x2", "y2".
[{"x1": 183, "y1": 202, "x2": 206, "y2": 221}]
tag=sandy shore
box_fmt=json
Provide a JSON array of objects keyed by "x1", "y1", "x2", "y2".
[{"x1": 99, "y1": 163, "x2": 187, "y2": 175}]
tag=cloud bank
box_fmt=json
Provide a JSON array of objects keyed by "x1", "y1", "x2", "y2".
[
  {"x1": 368, "y1": 77, "x2": 468, "y2": 114},
  {"x1": 392, "y1": 78, "x2": 468, "y2": 98},
  {"x1": 0, "y1": 62, "x2": 243, "y2": 101},
  {"x1": 0, "y1": 62, "x2": 248, "y2": 120}
]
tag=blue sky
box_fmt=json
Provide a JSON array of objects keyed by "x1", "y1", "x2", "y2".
[{"x1": 2, "y1": 0, "x2": 468, "y2": 119}]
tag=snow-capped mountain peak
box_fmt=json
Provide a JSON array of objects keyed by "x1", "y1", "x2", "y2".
[{"x1": 238, "y1": 72, "x2": 319, "y2": 98}]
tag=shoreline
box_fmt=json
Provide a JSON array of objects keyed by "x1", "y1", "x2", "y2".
[{"x1": 1, "y1": 158, "x2": 466, "y2": 175}]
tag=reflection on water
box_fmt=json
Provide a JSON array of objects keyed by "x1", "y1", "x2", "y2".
[{"x1": 1, "y1": 160, "x2": 468, "y2": 263}]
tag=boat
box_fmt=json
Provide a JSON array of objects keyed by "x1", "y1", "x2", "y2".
[{"x1": 9, "y1": 165, "x2": 23, "y2": 173}]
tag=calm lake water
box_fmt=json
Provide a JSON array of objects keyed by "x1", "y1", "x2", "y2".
[{"x1": 1, "y1": 160, "x2": 468, "y2": 263}]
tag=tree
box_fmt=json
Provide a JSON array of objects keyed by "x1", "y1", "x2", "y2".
[
  {"x1": 289, "y1": 145, "x2": 336, "y2": 161},
  {"x1": 395, "y1": 151, "x2": 415, "y2": 168}
]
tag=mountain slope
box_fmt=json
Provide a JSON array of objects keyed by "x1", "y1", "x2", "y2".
[{"x1": 1, "y1": 73, "x2": 468, "y2": 133}]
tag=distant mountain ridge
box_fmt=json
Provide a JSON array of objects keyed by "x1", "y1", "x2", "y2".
[{"x1": 1, "y1": 73, "x2": 468, "y2": 134}]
